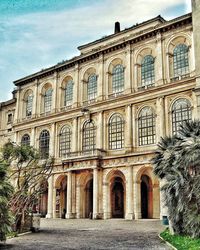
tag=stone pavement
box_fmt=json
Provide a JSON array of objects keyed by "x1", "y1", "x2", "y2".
[{"x1": 1, "y1": 219, "x2": 170, "y2": 250}]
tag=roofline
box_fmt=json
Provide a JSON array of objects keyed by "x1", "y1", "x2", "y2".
[
  {"x1": 78, "y1": 15, "x2": 166, "y2": 50},
  {"x1": 0, "y1": 98, "x2": 16, "y2": 109},
  {"x1": 13, "y1": 12, "x2": 192, "y2": 87}
]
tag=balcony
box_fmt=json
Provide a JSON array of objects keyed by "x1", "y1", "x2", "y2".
[{"x1": 62, "y1": 148, "x2": 106, "y2": 163}]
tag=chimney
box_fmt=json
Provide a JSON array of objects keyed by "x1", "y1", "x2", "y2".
[{"x1": 114, "y1": 22, "x2": 120, "y2": 34}]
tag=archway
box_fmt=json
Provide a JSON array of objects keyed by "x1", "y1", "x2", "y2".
[
  {"x1": 55, "y1": 176, "x2": 67, "y2": 218},
  {"x1": 85, "y1": 179, "x2": 93, "y2": 218},
  {"x1": 141, "y1": 175, "x2": 153, "y2": 219},
  {"x1": 111, "y1": 177, "x2": 124, "y2": 218}
]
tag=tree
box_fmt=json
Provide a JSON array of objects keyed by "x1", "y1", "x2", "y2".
[
  {"x1": 152, "y1": 120, "x2": 200, "y2": 238},
  {"x1": 1, "y1": 142, "x2": 54, "y2": 232},
  {"x1": 0, "y1": 161, "x2": 14, "y2": 242}
]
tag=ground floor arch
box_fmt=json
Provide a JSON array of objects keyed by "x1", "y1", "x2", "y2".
[
  {"x1": 55, "y1": 175, "x2": 67, "y2": 218},
  {"x1": 141, "y1": 175, "x2": 153, "y2": 219},
  {"x1": 39, "y1": 180, "x2": 48, "y2": 217},
  {"x1": 111, "y1": 176, "x2": 124, "y2": 218},
  {"x1": 85, "y1": 178, "x2": 93, "y2": 218}
]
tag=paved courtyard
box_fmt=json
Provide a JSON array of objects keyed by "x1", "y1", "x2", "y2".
[{"x1": 2, "y1": 219, "x2": 170, "y2": 250}]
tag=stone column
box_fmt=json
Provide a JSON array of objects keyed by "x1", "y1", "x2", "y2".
[
  {"x1": 155, "y1": 32, "x2": 164, "y2": 86},
  {"x1": 32, "y1": 79, "x2": 38, "y2": 117},
  {"x1": 72, "y1": 117, "x2": 78, "y2": 152},
  {"x1": 125, "y1": 104, "x2": 132, "y2": 152},
  {"x1": 93, "y1": 168, "x2": 99, "y2": 219},
  {"x1": 126, "y1": 166, "x2": 134, "y2": 219},
  {"x1": 153, "y1": 183, "x2": 160, "y2": 218},
  {"x1": 52, "y1": 72, "x2": 58, "y2": 113},
  {"x1": 52, "y1": 185, "x2": 57, "y2": 218},
  {"x1": 133, "y1": 180, "x2": 141, "y2": 219},
  {"x1": 97, "y1": 53, "x2": 104, "y2": 101},
  {"x1": 66, "y1": 171, "x2": 72, "y2": 218},
  {"x1": 73, "y1": 63, "x2": 79, "y2": 108},
  {"x1": 156, "y1": 97, "x2": 165, "y2": 143},
  {"x1": 30, "y1": 127, "x2": 35, "y2": 147},
  {"x1": 124, "y1": 44, "x2": 132, "y2": 94},
  {"x1": 46, "y1": 175, "x2": 53, "y2": 218},
  {"x1": 50, "y1": 123, "x2": 56, "y2": 157},
  {"x1": 76, "y1": 184, "x2": 82, "y2": 218},
  {"x1": 97, "y1": 111, "x2": 103, "y2": 149},
  {"x1": 14, "y1": 88, "x2": 20, "y2": 123},
  {"x1": 132, "y1": 105, "x2": 136, "y2": 149},
  {"x1": 103, "y1": 182, "x2": 109, "y2": 219}
]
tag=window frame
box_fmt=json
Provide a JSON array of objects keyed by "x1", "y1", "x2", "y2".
[
  {"x1": 59, "y1": 126, "x2": 71, "y2": 158},
  {"x1": 39, "y1": 130, "x2": 50, "y2": 159},
  {"x1": 109, "y1": 114, "x2": 124, "y2": 150},
  {"x1": 112, "y1": 64, "x2": 124, "y2": 95}
]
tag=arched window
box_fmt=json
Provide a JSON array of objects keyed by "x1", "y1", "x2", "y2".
[
  {"x1": 88, "y1": 74, "x2": 97, "y2": 101},
  {"x1": 26, "y1": 94, "x2": 33, "y2": 117},
  {"x1": 172, "y1": 99, "x2": 192, "y2": 134},
  {"x1": 21, "y1": 134, "x2": 30, "y2": 146},
  {"x1": 112, "y1": 64, "x2": 124, "y2": 95},
  {"x1": 59, "y1": 126, "x2": 71, "y2": 157},
  {"x1": 44, "y1": 88, "x2": 53, "y2": 113},
  {"x1": 173, "y1": 44, "x2": 189, "y2": 77},
  {"x1": 64, "y1": 80, "x2": 73, "y2": 107},
  {"x1": 82, "y1": 120, "x2": 96, "y2": 151},
  {"x1": 141, "y1": 55, "x2": 155, "y2": 86},
  {"x1": 109, "y1": 114, "x2": 124, "y2": 149},
  {"x1": 39, "y1": 130, "x2": 50, "y2": 159},
  {"x1": 138, "y1": 107, "x2": 155, "y2": 145}
]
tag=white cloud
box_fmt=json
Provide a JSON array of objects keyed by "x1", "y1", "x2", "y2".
[{"x1": 0, "y1": 0, "x2": 188, "y2": 101}]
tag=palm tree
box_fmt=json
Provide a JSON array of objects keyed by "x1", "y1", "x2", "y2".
[
  {"x1": 152, "y1": 120, "x2": 200, "y2": 238},
  {"x1": 0, "y1": 161, "x2": 13, "y2": 242}
]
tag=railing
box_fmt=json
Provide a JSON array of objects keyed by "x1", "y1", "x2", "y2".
[
  {"x1": 138, "y1": 83, "x2": 155, "y2": 91},
  {"x1": 170, "y1": 73, "x2": 190, "y2": 83},
  {"x1": 108, "y1": 91, "x2": 124, "y2": 99},
  {"x1": 62, "y1": 148, "x2": 106, "y2": 160}
]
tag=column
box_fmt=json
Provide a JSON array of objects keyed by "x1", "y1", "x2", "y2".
[
  {"x1": 14, "y1": 87, "x2": 20, "y2": 123},
  {"x1": 93, "y1": 168, "x2": 99, "y2": 219},
  {"x1": 133, "y1": 64, "x2": 138, "y2": 92},
  {"x1": 30, "y1": 127, "x2": 35, "y2": 147},
  {"x1": 126, "y1": 166, "x2": 134, "y2": 219},
  {"x1": 52, "y1": 72, "x2": 58, "y2": 113},
  {"x1": 153, "y1": 183, "x2": 160, "y2": 219},
  {"x1": 71, "y1": 117, "x2": 78, "y2": 152},
  {"x1": 155, "y1": 32, "x2": 164, "y2": 86},
  {"x1": 73, "y1": 63, "x2": 79, "y2": 107},
  {"x1": 46, "y1": 175, "x2": 53, "y2": 218},
  {"x1": 97, "y1": 53, "x2": 104, "y2": 101},
  {"x1": 52, "y1": 184, "x2": 57, "y2": 218},
  {"x1": 124, "y1": 44, "x2": 132, "y2": 94},
  {"x1": 66, "y1": 171, "x2": 72, "y2": 218},
  {"x1": 156, "y1": 97, "x2": 165, "y2": 143},
  {"x1": 133, "y1": 180, "x2": 141, "y2": 219},
  {"x1": 50, "y1": 123, "x2": 56, "y2": 157},
  {"x1": 125, "y1": 104, "x2": 132, "y2": 152},
  {"x1": 97, "y1": 111, "x2": 103, "y2": 149},
  {"x1": 132, "y1": 105, "x2": 136, "y2": 149},
  {"x1": 32, "y1": 79, "x2": 38, "y2": 118},
  {"x1": 76, "y1": 184, "x2": 82, "y2": 218},
  {"x1": 103, "y1": 182, "x2": 109, "y2": 219}
]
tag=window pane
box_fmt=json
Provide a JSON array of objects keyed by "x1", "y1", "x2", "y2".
[
  {"x1": 44, "y1": 89, "x2": 52, "y2": 113},
  {"x1": 59, "y1": 126, "x2": 71, "y2": 157},
  {"x1": 109, "y1": 114, "x2": 124, "y2": 149},
  {"x1": 21, "y1": 134, "x2": 30, "y2": 146},
  {"x1": 26, "y1": 94, "x2": 33, "y2": 117},
  {"x1": 83, "y1": 120, "x2": 96, "y2": 151},
  {"x1": 138, "y1": 107, "x2": 155, "y2": 146},
  {"x1": 141, "y1": 55, "x2": 155, "y2": 86},
  {"x1": 112, "y1": 65, "x2": 124, "y2": 94},
  {"x1": 173, "y1": 44, "x2": 189, "y2": 77},
  {"x1": 64, "y1": 80, "x2": 73, "y2": 106},
  {"x1": 88, "y1": 74, "x2": 97, "y2": 101},
  {"x1": 172, "y1": 99, "x2": 192, "y2": 135},
  {"x1": 39, "y1": 130, "x2": 50, "y2": 159}
]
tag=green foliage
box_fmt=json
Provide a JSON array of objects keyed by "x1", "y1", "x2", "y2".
[
  {"x1": 0, "y1": 161, "x2": 14, "y2": 241},
  {"x1": 1, "y1": 142, "x2": 54, "y2": 233},
  {"x1": 152, "y1": 120, "x2": 200, "y2": 238},
  {"x1": 160, "y1": 229, "x2": 200, "y2": 250}
]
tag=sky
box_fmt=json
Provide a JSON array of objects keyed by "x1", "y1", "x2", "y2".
[{"x1": 0, "y1": 0, "x2": 191, "y2": 102}]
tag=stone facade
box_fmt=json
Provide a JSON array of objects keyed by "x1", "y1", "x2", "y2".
[{"x1": 1, "y1": 3, "x2": 200, "y2": 220}]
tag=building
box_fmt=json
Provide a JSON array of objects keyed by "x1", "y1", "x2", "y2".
[{"x1": 1, "y1": 1, "x2": 200, "y2": 220}]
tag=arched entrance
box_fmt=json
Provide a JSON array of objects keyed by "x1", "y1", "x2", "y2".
[
  {"x1": 39, "y1": 180, "x2": 48, "y2": 217},
  {"x1": 85, "y1": 179, "x2": 93, "y2": 218},
  {"x1": 141, "y1": 175, "x2": 153, "y2": 219},
  {"x1": 111, "y1": 177, "x2": 124, "y2": 218},
  {"x1": 55, "y1": 176, "x2": 67, "y2": 218}
]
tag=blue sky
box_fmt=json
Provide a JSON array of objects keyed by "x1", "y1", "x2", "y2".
[{"x1": 0, "y1": 0, "x2": 191, "y2": 101}]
